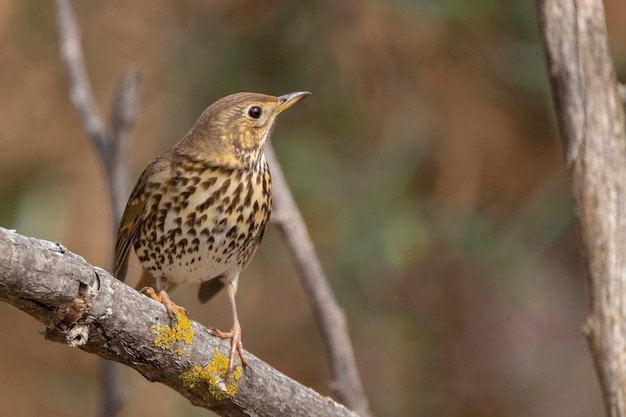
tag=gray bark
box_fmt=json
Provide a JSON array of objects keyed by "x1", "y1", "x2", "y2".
[
  {"x1": 537, "y1": 0, "x2": 626, "y2": 415},
  {"x1": 0, "y1": 227, "x2": 358, "y2": 417}
]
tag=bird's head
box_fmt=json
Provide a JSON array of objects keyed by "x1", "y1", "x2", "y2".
[{"x1": 176, "y1": 91, "x2": 311, "y2": 169}]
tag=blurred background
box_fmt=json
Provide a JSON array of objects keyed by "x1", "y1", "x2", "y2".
[{"x1": 1, "y1": 0, "x2": 626, "y2": 416}]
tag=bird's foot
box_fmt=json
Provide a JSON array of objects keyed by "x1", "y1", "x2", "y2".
[
  {"x1": 141, "y1": 287, "x2": 189, "y2": 319},
  {"x1": 210, "y1": 323, "x2": 247, "y2": 375}
]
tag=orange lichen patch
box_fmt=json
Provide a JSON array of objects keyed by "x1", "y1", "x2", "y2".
[
  {"x1": 179, "y1": 349, "x2": 243, "y2": 400},
  {"x1": 151, "y1": 311, "x2": 195, "y2": 355}
]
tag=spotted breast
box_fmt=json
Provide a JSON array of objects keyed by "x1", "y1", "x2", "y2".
[{"x1": 135, "y1": 155, "x2": 271, "y2": 285}]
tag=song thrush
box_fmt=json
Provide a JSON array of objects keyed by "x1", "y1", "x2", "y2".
[{"x1": 113, "y1": 91, "x2": 310, "y2": 373}]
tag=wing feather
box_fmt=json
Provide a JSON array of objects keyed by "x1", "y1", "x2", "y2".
[{"x1": 113, "y1": 156, "x2": 172, "y2": 280}]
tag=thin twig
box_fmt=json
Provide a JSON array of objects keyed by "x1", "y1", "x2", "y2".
[
  {"x1": 108, "y1": 69, "x2": 141, "y2": 227},
  {"x1": 266, "y1": 143, "x2": 372, "y2": 417},
  {"x1": 54, "y1": 1, "x2": 141, "y2": 416},
  {"x1": 54, "y1": 0, "x2": 108, "y2": 160}
]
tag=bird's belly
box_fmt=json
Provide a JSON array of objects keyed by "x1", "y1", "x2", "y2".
[
  {"x1": 135, "y1": 168, "x2": 270, "y2": 284},
  {"x1": 155, "y1": 237, "x2": 234, "y2": 284}
]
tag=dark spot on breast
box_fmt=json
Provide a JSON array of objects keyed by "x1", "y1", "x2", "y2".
[
  {"x1": 220, "y1": 178, "x2": 231, "y2": 193},
  {"x1": 197, "y1": 196, "x2": 216, "y2": 212},
  {"x1": 185, "y1": 212, "x2": 196, "y2": 228},
  {"x1": 200, "y1": 177, "x2": 217, "y2": 191},
  {"x1": 212, "y1": 218, "x2": 227, "y2": 234}
]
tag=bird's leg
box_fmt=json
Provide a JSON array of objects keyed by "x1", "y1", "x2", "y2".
[
  {"x1": 210, "y1": 284, "x2": 247, "y2": 374},
  {"x1": 141, "y1": 277, "x2": 188, "y2": 319}
]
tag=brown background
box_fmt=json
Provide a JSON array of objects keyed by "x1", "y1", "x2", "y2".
[{"x1": 1, "y1": 1, "x2": 626, "y2": 416}]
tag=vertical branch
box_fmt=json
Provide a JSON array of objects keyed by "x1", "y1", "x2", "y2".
[
  {"x1": 266, "y1": 143, "x2": 372, "y2": 417},
  {"x1": 109, "y1": 70, "x2": 141, "y2": 228},
  {"x1": 54, "y1": 1, "x2": 142, "y2": 416},
  {"x1": 537, "y1": 0, "x2": 626, "y2": 416}
]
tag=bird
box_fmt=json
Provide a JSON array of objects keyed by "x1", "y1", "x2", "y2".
[{"x1": 113, "y1": 91, "x2": 310, "y2": 374}]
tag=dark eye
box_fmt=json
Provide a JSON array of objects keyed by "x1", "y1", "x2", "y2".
[{"x1": 248, "y1": 106, "x2": 262, "y2": 119}]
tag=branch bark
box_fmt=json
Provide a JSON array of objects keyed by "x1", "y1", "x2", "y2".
[
  {"x1": 0, "y1": 227, "x2": 358, "y2": 417},
  {"x1": 537, "y1": 0, "x2": 626, "y2": 415}
]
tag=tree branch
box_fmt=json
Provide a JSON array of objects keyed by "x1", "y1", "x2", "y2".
[
  {"x1": 0, "y1": 227, "x2": 358, "y2": 417},
  {"x1": 108, "y1": 69, "x2": 141, "y2": 227},
  {"x1": 537, "y1": 0, "x2": 626, "y2": 415},
  {"x1": 266, "y1": 144, "x2": 371, "y2": 417},
  {"x1": 54, "y1": 0, "x2": 141, "y2": 232},
  {"x1": 54, "y1": 0, "x2": 108, "y2": 161}
]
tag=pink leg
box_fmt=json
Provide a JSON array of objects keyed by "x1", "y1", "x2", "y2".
[{"x1": 210, "y1": 286, "x2": 247, "y2": 374}]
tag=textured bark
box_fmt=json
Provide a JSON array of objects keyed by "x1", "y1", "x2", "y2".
[
  {"x1": 537, "y1": 0, "x2": 626, "y2": 415},
  {"x1": 0, "y1": 227, "x2": 358, "y2": 417}
]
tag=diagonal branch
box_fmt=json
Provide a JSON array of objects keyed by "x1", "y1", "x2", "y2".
[
  {"x1": 266, "y1": 144, "x2": 371, "y2": 417},
  {"x1": 54, "y1": 0, "x2": 108, "y2": 161},
  {"x1": 0, "y1": 227, "x2": 359, "y2": 417},
  {"x1": 54, "y1": 0, "x2": 141, "y2": 232}
]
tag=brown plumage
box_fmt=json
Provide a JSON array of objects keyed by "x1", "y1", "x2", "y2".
[{"x1": 113, "y1": 91, "x2": 310, "y2": 373}]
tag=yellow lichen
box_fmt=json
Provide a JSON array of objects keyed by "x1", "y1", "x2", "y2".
[
  {"x1": 179, "y1": 349, "x2": 243, "y2": 401},
  {"x1": 151, "y1": 310, "x2": 195, "y2": 355}
]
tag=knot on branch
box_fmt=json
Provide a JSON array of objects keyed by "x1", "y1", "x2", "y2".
[{"x1": 46, "y1": 270, "x2": 100, "y2": 346}]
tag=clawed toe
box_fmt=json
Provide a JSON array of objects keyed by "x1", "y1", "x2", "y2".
[
  {"x1": 210, "y1": 324, "x2": 247, "y2": 374},
  {"x1": 141, "y1": 287, "x2": 188, "y2": 319}
]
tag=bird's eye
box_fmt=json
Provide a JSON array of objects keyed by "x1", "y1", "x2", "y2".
[{"x1": 248, "y1": 106, "x2": 262, "y2": 119}]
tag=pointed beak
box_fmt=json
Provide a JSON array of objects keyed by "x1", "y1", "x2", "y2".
[{"x1": 275, "y1": 91, "x2": 311, "y2": 114}]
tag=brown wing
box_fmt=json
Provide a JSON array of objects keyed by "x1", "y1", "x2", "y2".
[{"x1": 113, "y1": 156, "x2": 172, "y2": 280}]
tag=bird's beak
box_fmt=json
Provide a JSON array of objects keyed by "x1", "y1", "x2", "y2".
[{"x1": 275, "y1": 91, "x2": 311, "y2": 113}]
